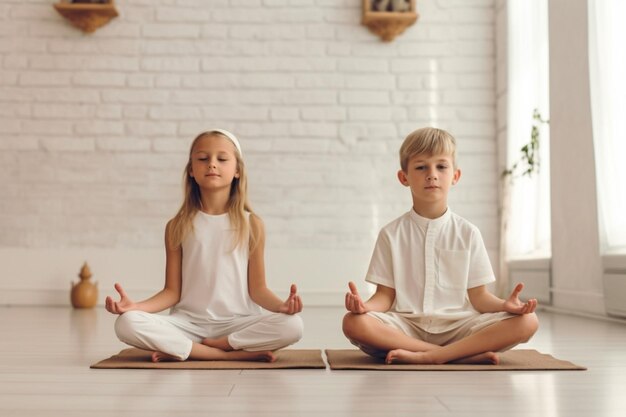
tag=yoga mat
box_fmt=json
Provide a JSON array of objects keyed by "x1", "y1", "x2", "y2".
[
  {"x1": 91, "y1": 348, "x2": 326, "y2": 370},
  {"x1": 325, "y1": 349, "x2": 586, "y2": 371}
]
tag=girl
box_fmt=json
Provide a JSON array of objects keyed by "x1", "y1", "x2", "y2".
[{"x1": 105, "y1": 129, "x2": 303, "y2": 362}]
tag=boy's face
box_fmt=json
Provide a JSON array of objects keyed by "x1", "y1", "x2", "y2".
[{"x1": 398, "y1": 153, "x2": 461, "y2": 215}]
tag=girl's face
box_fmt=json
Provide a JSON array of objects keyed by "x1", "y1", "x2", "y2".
[{"x1": 189, "y1": 134, "x2": 240, "y2": 192}]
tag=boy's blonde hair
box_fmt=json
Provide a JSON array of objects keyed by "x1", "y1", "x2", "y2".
[
  {"x1": 399, "y1": 127, "x2": 457, "y2": 171},
  {"x1": 167, "y1": 131, "x2": 257, "y2": 251}
]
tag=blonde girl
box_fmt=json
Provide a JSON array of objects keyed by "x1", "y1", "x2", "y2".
[{"x1": 105, "y1": 130, "x2": 303, "y2": 362}]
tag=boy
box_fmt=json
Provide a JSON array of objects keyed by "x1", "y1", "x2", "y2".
[{"x1": 343, "y1": 127, "x2": 538, "y2": 364}]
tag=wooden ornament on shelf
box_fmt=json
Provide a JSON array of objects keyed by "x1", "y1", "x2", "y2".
[
  {"x1": 54, "y1": 0, "x2": 119, "y2": 34},
  {"x1": 71, "y1": 262, "x2": 98, "y2": 309},
  {"x1": 362, "y1": 0, "x2": 419, "y2": 42}
]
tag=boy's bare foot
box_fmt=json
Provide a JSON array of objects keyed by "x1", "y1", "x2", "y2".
[
  {"x1": 386, "y1": 349, "x2": 432, "y2": 364},
  {"x1": 385, "y1": 349, "x2": 499, "y2": 365},
  {"x1": 152, "y1": 351, "x2": 180, "y2": 362},
  {"x1": 453, "y1": 351, "x2": 499, "y2": 365}
]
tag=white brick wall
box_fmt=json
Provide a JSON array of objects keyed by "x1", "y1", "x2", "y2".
[{"x1": 0, "y1": 0, "x2": 498, "y2": 304}]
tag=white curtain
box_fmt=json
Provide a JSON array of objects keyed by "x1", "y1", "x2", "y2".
[
  {"x1": 588, "y1": 0, "x2": 626, "y2": 252},
  {"x1": 506, "y1": 0, "x2": 551, "y2": 258}
]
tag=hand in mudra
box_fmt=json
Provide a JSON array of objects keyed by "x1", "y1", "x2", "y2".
[
  {"x1": 105, "y1": 283, "x2": 138, "y2": 315},
  {"x1": 345, "y1": 281, "x2": 368, "y2": 314},
  {"x1": 279, "y1": 284, "x2": 303, "y2": 315},
  {"x1": 503, "y1": 283, "x2": 538, "y2": 315}
]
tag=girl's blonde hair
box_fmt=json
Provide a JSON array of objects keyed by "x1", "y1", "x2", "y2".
[
  {"x1": 167, "y1": 131, "x2": 256, "y2": 251},
  {"x1": 399, "y1": 127, "x2": 457, "y2": 172}
]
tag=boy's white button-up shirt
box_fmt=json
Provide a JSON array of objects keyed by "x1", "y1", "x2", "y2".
[{"x1": 366, "y1": 208, "x2": 495, "y2": 333}]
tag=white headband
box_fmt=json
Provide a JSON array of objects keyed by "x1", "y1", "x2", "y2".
[{"x1": 209, "y1": 128, "x2": 242, "y2": 156}]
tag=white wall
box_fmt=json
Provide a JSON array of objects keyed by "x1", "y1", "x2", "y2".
[{"x1": 0, "y1": 0, "x2": 498, "y2": 306}]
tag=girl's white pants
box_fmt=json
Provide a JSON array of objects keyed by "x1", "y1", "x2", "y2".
[{"x1": 114, "y1": 311, "x2": 303, "y2": 360}]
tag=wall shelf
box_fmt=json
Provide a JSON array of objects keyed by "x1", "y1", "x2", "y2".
[
  {"x1": 54, "y1": 1, "x2": 119, "y2": 34},
  {"x1": 362, "y1": 0, "x2": 418, "y2": 42}
]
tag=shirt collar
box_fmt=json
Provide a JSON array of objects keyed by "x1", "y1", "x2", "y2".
[{"x1": 409, "y1": 207, "x2": 451, "y2": 228}]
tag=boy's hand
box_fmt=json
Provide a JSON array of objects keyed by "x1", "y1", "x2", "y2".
[
  {"x1": 105, "y1": 283, "x2": 138, "y2": 315},
  {"x1": 345, "y1": 281, "x2": 369, "y2": 314},
  {"x1": 279, "y1": 284, "x2": 303, "y2": 315},
  {"x1": 503, "y1": 283, "x2": 537, "y2": 315}
]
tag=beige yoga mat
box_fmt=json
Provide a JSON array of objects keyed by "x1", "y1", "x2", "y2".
[
  {"x1": 91, "y1": 348, "x2": 325, "y2": 370},
  {"x1": 325, "y1": 349, "x2": 586, "y2": 371}
]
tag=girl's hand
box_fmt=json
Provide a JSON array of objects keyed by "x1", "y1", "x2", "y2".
[
  {"x1": 279, "y1": 284, "x2": 303, "y2": 315},
  {"x1": 345, "y1": 281, "x2": 368, "y2": 314},
  {"x1": 105, "y1": 283, "x2": 138, "y2": 315},
  {"x1": 503, "y1": 283, "x2": 538, "y2": 315}
]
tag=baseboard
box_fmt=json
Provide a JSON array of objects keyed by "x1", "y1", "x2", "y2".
[
  {"x1": 551, "y1": 287, "x2": 606, "y2": 316},
  {"x1": 505, "y1": 256, "x2": 551, "y2": 305},
  {"x1": 0, "y1": 247, "x2": 371, "y2": 308},
  {"x1": 4, "y1": 288, "x2": 624, "y2": 325},
  {"x1": 0, "y1": 289, "x2": 347, "y2": 308},
  {"x1": 603, "y1": 273, "x2": 626, "y2": 318},
  {"x1": 540, "y1": 305, "x2": 626, "y2": 325}
]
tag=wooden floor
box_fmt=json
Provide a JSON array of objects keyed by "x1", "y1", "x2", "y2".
[{"x1": 1, "y1": 306, "x2": 625, "y2": 417}]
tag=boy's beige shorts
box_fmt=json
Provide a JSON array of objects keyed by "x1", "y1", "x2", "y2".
[{"x1": 352, "y1": 311, "x2": 517, "y2": 358}]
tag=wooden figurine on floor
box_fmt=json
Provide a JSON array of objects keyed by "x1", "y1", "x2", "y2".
[{"x1": 71, "y1": 262, "x2": 98, "y2": 308}]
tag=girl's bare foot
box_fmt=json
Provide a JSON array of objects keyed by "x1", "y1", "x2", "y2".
[
  {"x1": 152, "y1": 351, "x2": 180, "y2": 362},
  {"x1": 197, "y1": 339, "x2": 274, "y2": 362},
  {"x1": 152, "y1": 347, "x2": 274, "y2": 363},
  {"x1": 188, "y1": 342, "x2": 276, "y2": 362},
  {"x1": 201, "y1": 337, "x2": 232, "y2": 351}
]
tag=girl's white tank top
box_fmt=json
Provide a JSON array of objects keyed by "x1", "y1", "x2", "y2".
[{"x1": 170, "y1": 211, "x2": 262, "y2": 321}]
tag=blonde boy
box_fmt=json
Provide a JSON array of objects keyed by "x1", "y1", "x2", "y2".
[{"x1": 343, "y1": 127, "x2": 538, "y2": 364}]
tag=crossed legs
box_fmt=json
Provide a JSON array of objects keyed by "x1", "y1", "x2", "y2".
[
  {"x1": 343, "y1": 312, "x2": 538, "y2": 365},
  {"x1": 115, "y1": 311, "x2": 302, "y2": 363}
]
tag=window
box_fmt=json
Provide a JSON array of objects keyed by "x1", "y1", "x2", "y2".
[{"x1": 506, "y1": 0, "x2": 551, "y2": 258}]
